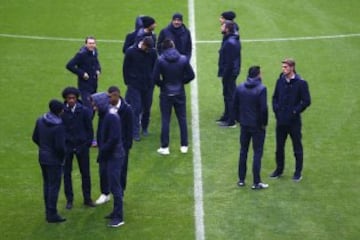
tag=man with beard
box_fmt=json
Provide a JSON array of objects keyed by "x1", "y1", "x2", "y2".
[{"x1": 157, "y1": 13, "x2": 192, "y2": 60}]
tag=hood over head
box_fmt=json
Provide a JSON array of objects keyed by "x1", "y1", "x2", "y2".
[
  {"x1": 91, "y1": 92, "x2": 109, "y2": 114},
  {"x1": 163, "y1": 48, "x2": 181, "y2": 62}
]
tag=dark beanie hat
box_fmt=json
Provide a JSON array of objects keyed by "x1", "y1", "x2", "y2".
[
  {"x1": 141, "y1": 16, "x2": 155, "y2": 28},
  {"x1": 221, "y1": 11, "x2": 236, "y2": 21},
  {"x1": 248, "y1": 66, "x2": 261, "y2": 78},
  {"x1": 172, "y1": 13, "x2": 183, "y2": 21},
  {"x1": 62, "y1": 86, "x2": 80, "y2": 99},
  {"x1": 49, "y1": 99, "x2": 64, "y2": 115}
]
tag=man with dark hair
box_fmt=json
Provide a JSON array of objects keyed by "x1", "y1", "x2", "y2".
[
  {"x1": 157, "y1": 13, "x2": 192, "y2": 59},
  {"x1": 32, "y1": 99, "x2": 66, "y2": 223},
  {"x1": 123, "y1": 36, "x2": 158, "y2": 141},
  {"x1": 122, "y1": 16, "x2": 144, "y2": 53},
  {"x1": 66, "y1": 36, "x2": 101, "y2": 111},
  {"x1": 217, "y1": 21, "x2": 241, "y2": 128},
  {"x1": 233, "y1": 66, "x2": 269, "y2": 189},
  {"x1": 107, "y1": 86, "x2": 133, "y2": 195},
  {"x1": 219, "y1": 11, "x2": 239, "y2": 35},
  {"x1": 153, "y1": 39, "x2": 195, "y2": 155},
  {"x1": 91, "y1": 92, "x2": 125, "y2": 228},
  {"x1": 134, "y1": 16, "x2": 157, "y2": 48},
  {"x1": 61, "y1": 87, "x2": 95, "y2": 209},
  {"x1": 270, "y1": 58, "x2": 311, "y2": 182}
]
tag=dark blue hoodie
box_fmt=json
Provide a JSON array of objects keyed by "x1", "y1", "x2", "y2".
[
  {"x1": 122, "y1": 16, "x2": 144, "y2": 53},
  {"x1": 233, "y1": 77, "x2": 268, "y2": 128},
  {"x1": 153, "y1": 48, "x2": 195, "y2": 96},
  {"x1": 32, "y1": 112, "x2": 66, "y2": 165}
]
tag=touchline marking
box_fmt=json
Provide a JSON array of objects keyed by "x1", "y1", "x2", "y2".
[
  {"x1": 1, "y1": 33, "x2": 359, "y2": 44},
  {"x1": 188, "y1": 0, "x2": 205, "y2": 240}
]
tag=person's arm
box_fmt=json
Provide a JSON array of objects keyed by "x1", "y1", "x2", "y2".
[
  {"x1": 294, "y1": 80, "x2": 311, "y2": 114},
  {"x1": 66, "y1": 52, "x2": 86, "y2": 79},
  {"x1": 32, "y1": 120, "x2": 40, "y2": 146},
  {"x1": 84, "y1": 107, "x2": 94, "y2": 147},
  {"x1": 185, "y1": 29, "x2": 192, "y2": 60},
  {"x1": 222, "y1": 42, "x2": 237, "y2": 80},
  {"x1": 259, "y1": 87, "x2": 268, "y2": 127},
  {"x1": 157, "y1": 30, "x2": 165, "y2": 55},
  {"x1": 232, "y1": 89, "x2": 240, "y2": 123},
  {"x1": 152, "y1": 59, "x2": 162, "y2": 87},
  {"x1": 272, "y1": 79, "x2": 280, "y2": 113},
  {"x1": 183, "y1": 59, "x2": 195, "y2": 84},
  {"x1": 122, "y1": 50, "x2": 131, "y2": 86},
  {"x1": 122, "y1": 105, "x2": 133, "y2": 150},
  {"x1": 54, "y1": 125, "x2": 66, "y2": 161},
  {"x1": 100, "y1": 114, "x2": 121, "y2": 154}
]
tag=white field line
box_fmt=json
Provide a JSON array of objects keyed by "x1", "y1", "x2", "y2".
[
  {"x1": 188, "y1": 0, "x2": 205, "y2": 240},
  {"x1": 1, "y1": 33, "x2": 359, "y2": 44}
]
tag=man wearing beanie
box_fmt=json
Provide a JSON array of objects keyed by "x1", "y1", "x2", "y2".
[
  {"x1": 233, "y1": 66, "x2": 269, "y2": 190},
  {"x1": 217, "y1": 21, "x2": 241, "y2": 128},
  {"x1": 123, "y1": 36, "x2": 158, "y2": 141},
  {"x1": 157, "y1": 13, "x2": 192, "y2": 59},
  {"x1": 32, "y1": 99, "x2": 66, "y2": 223},
  {"x1": 134, "y1": 16, "x2": 157, "y2": 48},
  {"x1": 219, "y1": 11, "x2": 240, "y2": 35},
  {"x1": 61, "y1": 87, "x2": 95, "y2": 209}
]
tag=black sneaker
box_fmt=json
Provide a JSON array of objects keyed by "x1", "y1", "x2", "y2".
[
  {"x1": 269, "y1": 171, "x2": 282, "y2": 179},
  {"x1": 108, "y1": 219, "x2": 125, "y2": 228},
  {"x1": 292, "y1": 175, "x2": 303, "y2": 182},
  {"x1": 237, "y1": 181, "x2": 245, "y2": 187},
  {"x1": 65, "y1": 201, "x2": 73, "y2": 210},
  {"x1": 216, "y1": 116, "x2": 228, "y2": 124},
  {"x1": 218, "y1": 121, "x2": 237, "y2": 128},
  {"x1": 84, "y1": 200, "x2": 96, "y2": 207},
  {"x1": 251, "y1": 182, "x2": 269, "y2": 190},
  {"x1": 47, "y1": 215, "x2": 66, "y2": 223}
]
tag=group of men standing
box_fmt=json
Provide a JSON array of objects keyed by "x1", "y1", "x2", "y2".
[
  {"x1": 215, "y1": 11, "x2": 311, "y2": 190},
  {"x1": 32, "y1": 10, "x2": 311, "y2": 228},
  {"x1": 32, "y1": 13, "x2": 195, "y2": 227}
]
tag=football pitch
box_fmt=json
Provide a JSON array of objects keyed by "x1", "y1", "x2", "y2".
[{"x1": 1, "y1": 0, "x2": 360, "y2": 239}]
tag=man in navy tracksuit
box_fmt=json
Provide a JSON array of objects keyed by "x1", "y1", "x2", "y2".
[
  {"x1": 233, "y1": 66, "x2": 269, "y2": 190},
  {"x1": 133, "y1": 16, "x2": 157, "y2": 48},
  {"x1": 157, "y1": 13, "x2": 192, "y2": 60},
  {"x1": 66, "y1": 36, "x2": 101, "y2": 111},
  {"x1": 32, "y1": 99, "x2": 66, "y2": 223},
  {"x1": 270, "y1": 58, "x2": 311, "y2": 182},
  {"x1": 122, "y1": 16, "x2": 144, "y2": 54},
  {"x1": 108, "y1": 86, "x2": 133, "y2": 194},
  {"x1": 217, "y1": 21, "x2": 241, "y2": 127},
  {"x1": 91, "y1": 92, "x2": 125, "y2": 228},
  {"x1": 153, "y1": 39, "x2": 195, "y2": 155},
  {"x1": 61, "y1": 87, "x2": 95, "y2": 209},
  {"x1": 123, "y1": 36, "x2": 158, "y2": 141}
]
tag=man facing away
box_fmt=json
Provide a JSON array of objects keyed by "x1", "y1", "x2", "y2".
[
  {"x1": 32, "y1": 99, "x2": 66, "y2": 223},
  {"x1": 61, "y1": 87, "x2": 95, "y2": 209},
  {"x1": 233, "y1": 66, "x2": 269, "y2": 190},
  {"x1": 153, "y1": 39, "x2": 195, "y2": 155},
  {"x1": 270, "y1": 58, "x2": 311, "y2": 182}
]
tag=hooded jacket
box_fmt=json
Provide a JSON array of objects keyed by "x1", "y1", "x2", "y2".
[
  {"x1": 61, "y1": 101, "x2": 93, "y2": 150},
  {"x1": 122, "y1": 16, "x2": 144, "y2": 53},
  {"x1": 32, "y1": 112, "x2": 66, "y2": 165},
  {"x1": 218, "y1": 33, "x2": 241, "y2": 80},
  {"x1": 123, "y1": 45, "x2": 157, "y2": 90},
  {"x1": 91, "y1": 92, "x2": 109, "y2": 147},
  {"x1": 272, "y1": 73, "x2": 311, "y2": 126},
  {"x1": 66, "y1": 46, "x2": 101, "y2": 93},
  {"x1": 233, "y1": 77, "x2": 268, "y2": 128},
  {"x1": 153, "y1": 48, "x2": 195, "y2": 96},
  {"x1": 157, "y1": 23, "x2": 192, "y2": 59}
]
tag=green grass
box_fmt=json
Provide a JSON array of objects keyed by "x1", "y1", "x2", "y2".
[{"x1": 1, "y1": 0, "x2": 360, "y2": 239}]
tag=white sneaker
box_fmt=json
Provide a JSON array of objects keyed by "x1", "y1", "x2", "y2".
[
  {"x1": 157, "y1": 147, "x2": 170, "y2": 155},
  {"x1": 95, "y1": 194, "x2": 111, "y2": 205},
  {"x1": 180, "y1": 146, "x2": 188, "y2": 153}
]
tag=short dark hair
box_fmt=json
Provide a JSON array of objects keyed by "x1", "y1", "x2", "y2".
[
  {"x1": 107, "y1": 86, "x2": 120, "y2": 94},
  {"x1": 223, "y1": 21, "x2": 235, "y2": 34},
  {"x1": 142, "y1": 36, "x2": 154, "y2": 48},
  {"x1": 62, "y1": 86, "x2": 80, "y2": 99},
  {"x1": 248, "y1": 66, "x2": 261, "y2": 78},
  {"x1": 85, "y1": 36, "x2": 96, "y2": 44},
  {"x1": 162, "y1": 39, "x2": 175, "y2": 50}
]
